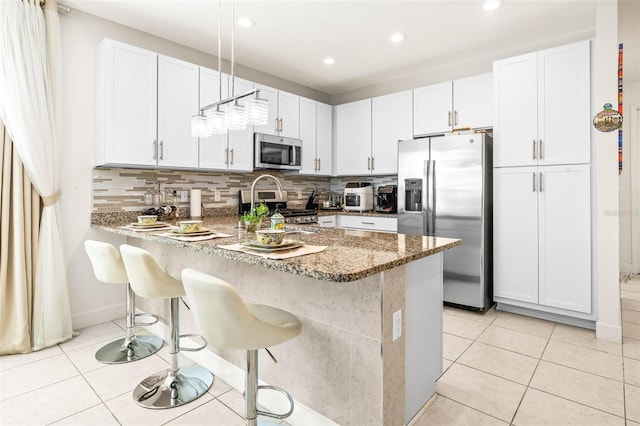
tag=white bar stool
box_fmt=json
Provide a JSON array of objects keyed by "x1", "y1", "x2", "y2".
[
  {"x1": 120, "y1": 244, "x2": 213, "y2": 409},
  {"x1": 84, "y1": 240, "x2": 163, "y2": 364},
  {"x1": 181, "y1": 268, "x2": 302, "y2": 426}
]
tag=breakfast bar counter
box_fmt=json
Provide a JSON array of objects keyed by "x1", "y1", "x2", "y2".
[{"x1": 93, "y1": 215, "x2": 460, "y2": 425}]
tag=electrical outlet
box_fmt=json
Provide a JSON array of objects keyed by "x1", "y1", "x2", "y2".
[
  {"x1": 392, "y1": 309, "x2": 402, "y2": 341},
  {"x1": 180, "y1": 191, "x2": 189, "y2": 202}
]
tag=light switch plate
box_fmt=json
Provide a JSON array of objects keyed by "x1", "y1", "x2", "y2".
[{"x1": 392, "y1": 309, "x2": 402, "y2": 341}]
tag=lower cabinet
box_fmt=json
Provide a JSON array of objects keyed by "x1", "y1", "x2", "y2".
[
  {"x1": 338, "y1": 215, "x2": 398, "y2": 233},
  {"x1": 317, "y1": 215, "x2": 337, "y2": 228},
  {"x1": 493, "y1": 164, "x2": 591, "y2": 315}
]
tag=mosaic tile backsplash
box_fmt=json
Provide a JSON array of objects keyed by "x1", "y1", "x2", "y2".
[{"x1": 92, "y1": 168, "x2": 397, "y2": 214}]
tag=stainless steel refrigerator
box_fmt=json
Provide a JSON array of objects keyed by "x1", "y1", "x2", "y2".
[{"x1": 397, "y1": 133, "x2": 493, "y2": 311}]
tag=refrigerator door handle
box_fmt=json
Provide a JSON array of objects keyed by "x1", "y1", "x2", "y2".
[{"x1": 425, "y1": 159, "x2": 435, "y2": 235}]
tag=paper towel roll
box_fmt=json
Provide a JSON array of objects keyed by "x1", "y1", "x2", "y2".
[{"x1": 190, "y1": 189, "x2": 202, "y2": 218}]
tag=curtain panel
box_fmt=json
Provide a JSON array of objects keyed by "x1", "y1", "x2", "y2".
[{"x1": 0, "y1": 0, "x2": 72, "y2": 351}]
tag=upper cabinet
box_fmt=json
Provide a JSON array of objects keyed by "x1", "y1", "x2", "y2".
[
  {"x1": 413, "y1": 73, "x2": 492, "y2": 136},
  {"x1": 493, "y1": 40, "x2": 591, "y2": 167},
  {"x1": 253, "y1": 85, "x2": 300, "y2": 138},
  {"x1": 300, "y1": 98, "x2": 333, "y2": 175},
  {"x1": 372, "y1": 90, "x2": 413, "y2": 175},
  {"x1": 335, "y1": 99, "x2": 372, "y2": 175},
  {"x1": 95, "y1": 39, "x2": 199, "y2": 168}
]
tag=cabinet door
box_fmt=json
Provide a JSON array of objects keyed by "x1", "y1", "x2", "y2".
[
  {"x1": 372, "y1": 90, "x2": 412, "y2": 175},
  {"x1": 413, "y1": 81, "x2": 452, "y2": 136},
  {"x1": 299, "y1": 97, "x2": 317, "y2": 174},
  {"x1": 316, "y1": 102, "x2": 333, "y2": 176},
  {"x1": 253, "y1": 84, "x2": 279, "y2": 136},
  {"x1": 198, "y1": 67, "x2": 229, "y2": 170},
  {"x1": 227, "y1": 77, "x2": 254, "y2": 171},
  {"x1": 101, "y1": 40, "x2": 157, "y2": 166},
  {"x1": 278, "y1": 90, "x2": 300, "y2": 138},
  {"x1": 493, "y1": 166, "x2": 539, "y2": 304},
  {"x1": 157, "y1": 56, "x2": 199, "y2": 168},
  {"x1": 493, "y1": 53, "x2": 538, "y2": 167},
  {"x1": 537, "y1": 41, "x2": 591, "y2": 166},
  {"x1": 453, "y1": 73, "x2": 492, "y2": 130},
  {"x1": 335, "y1": 99, "x2": 372, "y2": 175},
  {"x1": 538, "y1": 164, "x2": 591, "y2": 313}
]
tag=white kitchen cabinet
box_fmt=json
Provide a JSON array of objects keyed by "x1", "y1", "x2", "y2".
[
  {"x1": 413, "y1": 73, "x2": 492, "y2": 137},
  {"x1": 493, "y1": 164, "x2": 591, "y2": 315},
  {"x1": 339, "y1": 215, "x2": 397, "y2": 233},
  {"x1": 335, "y1": 99, "x2": 372, "y2": 175},
  {"x1": 317, "y1": 215, "x2": 337, "y2": 228},
  {"x1": 300, "y1": 98, "x2": 333, "y2": 175},
  {"x1": 493, "y1": 40, "x2": 591, "y2": 167},
  {"x1": 95, "y1": 39, "x2": 199, "y2": 168},
  {"x1": 198, "y1": 69, "x2": 253, "y2": 171},
  {"x1": 253, "y1": 85, "x2": 300, "y2": 138},
  {"x1": 372, "y1": 90, "x2": 413, "y2": 175}
]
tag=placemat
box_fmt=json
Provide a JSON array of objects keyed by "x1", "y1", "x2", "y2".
[
  {"x1": 218, "y1": 243, "x2": 327, "y2": 259},
  {"x1": 159, "y1": 232, "x2": 233, "y2": 242},
  {"x1": 119, "y1": 225, "x2": 173, "y2": 232}
]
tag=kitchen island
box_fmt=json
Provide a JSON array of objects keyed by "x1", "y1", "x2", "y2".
[{"x1": 93, "y1": 216, "x2": 460, "y2": 425}]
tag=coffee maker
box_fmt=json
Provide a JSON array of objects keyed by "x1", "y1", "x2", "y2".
[{"x1": 376, "y1": 185, "x2": 398, "y2": 213}]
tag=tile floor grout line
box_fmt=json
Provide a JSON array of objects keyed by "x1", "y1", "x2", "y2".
[{"x1": 528, "y1": 387, "x2": 628, "y2": 422}]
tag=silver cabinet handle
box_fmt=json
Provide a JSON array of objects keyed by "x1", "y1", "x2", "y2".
[
  {"x1": 539, "y1": 172, "x2": 543, "y2": 192},
  {"x1": 361, "y1": 221, "x2": 375, "y2": 225},
  {"x1": 318, "y1": 158, "x2": 321, "y2": 171},
  {"x1": 280, "y1": 118, "x2": 283, "y2": 132},
  {"x1": 224, "y1": 147, "x2": 229, "y2": 165},
  {"x1": 454, "y1": 110, "x2": 458, "y2": 126},
  {"x1": 371, "y1": 157, "x2": 375, "y2": 170},
  {"x1": 159, "y1": 141, "x2": 164, "y2": 160},
  {"x1": 533, "y1": 140, "x2": 537, "y2": 160},
  {"x1": 367, "y1": 157, "x2": 371, "y2": 170},
  {"x1": 152, "y1": 140, "x2": 157, "y2": 160},
  {"x1": 539, "y1": 139, "x2": 544, "y2": 159},
  {"x1": 448, "y1": 111, "x2": 452, "y2": 126},
  {"x1": 532, "y1": 172, "x2": 536, "y2": 192},
  {"x1": 230, "y1": 148, "x2": 234, "y2": 165},
  {"x1": 275, "y1": 118, "x2": 279, "y2": 133}
]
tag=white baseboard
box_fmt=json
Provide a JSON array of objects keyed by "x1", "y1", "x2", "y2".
[
  {"x1": 72, "y1": 303, "x2": 125, "y2": 330},
  {"x1": 596, "y1": 321, "x2": 623, "y2": 343},
  {"x1": 140, "y1": 309, "x2": 338, "y2": 426}
]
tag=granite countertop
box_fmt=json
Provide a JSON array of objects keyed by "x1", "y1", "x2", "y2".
[
  {"x1": 92, "y1": 216, "x2": 459, "y2": 283},
  {"x1": 317, "y1": 210, "x2": 398, "y2": 218}
]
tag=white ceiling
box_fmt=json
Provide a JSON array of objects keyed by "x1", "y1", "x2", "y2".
[{"x1": 61, "y1": 0, "x2": 598, "y2": 95}]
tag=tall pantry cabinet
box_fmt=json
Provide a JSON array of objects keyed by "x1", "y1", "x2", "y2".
[{"x1": 492, "y1": 40, "x2": 593, "y2": 319}]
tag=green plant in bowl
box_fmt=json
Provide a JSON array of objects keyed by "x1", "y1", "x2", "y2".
[{"x1": 241, "y1": 202, "x2": 269, "y2": 232}]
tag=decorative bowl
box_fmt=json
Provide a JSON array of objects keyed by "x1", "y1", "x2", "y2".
[
  {"x1": 255, "y1": 229, "x2": 285, "y2": 246},
  {"x1": 179, "y1": 220, "x2": 203, "y2": 233},
  {"x1": 137, "y1": 215, "x2": 158, "y2": 225}
]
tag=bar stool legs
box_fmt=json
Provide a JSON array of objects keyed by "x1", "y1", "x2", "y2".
[
  {"x1": 245, "y1": 350, "x2": 294, "y2": 426},
  {"x1": 133, "y1": 297, "x2": 213, "y2": 409},
  {"x1": 95, "y1": 283, "x2": 163, "y2": 363}
]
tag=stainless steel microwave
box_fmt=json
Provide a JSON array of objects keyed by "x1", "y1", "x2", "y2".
[{"x1": 254, "y1": 133, "x2": 302, "y2": 170}]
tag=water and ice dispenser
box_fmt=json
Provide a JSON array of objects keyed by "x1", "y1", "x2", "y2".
[{"x1": 404, "y1": 179, "x2": 423, "y2": 212}]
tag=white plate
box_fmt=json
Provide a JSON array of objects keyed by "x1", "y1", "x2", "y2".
[
  {"x1": 241, "y1": 239, "x2": 303, "y2": 252},
  {"x1": 168, "y1": 228, "x2": 215, "y2": 236},
  {"x1": 128, "y1": 221, "x2": 167, "y2": 228}
]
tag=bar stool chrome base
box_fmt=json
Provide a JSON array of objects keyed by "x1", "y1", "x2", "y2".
[
  {"x1": 133, "y1": 365, "x2": 213, "y2": 409},
  {"x1": 95, "y1": 335, "x2": 163, "y2": 364}
]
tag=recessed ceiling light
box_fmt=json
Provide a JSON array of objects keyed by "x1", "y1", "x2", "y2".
[
  {"x1": 237, "y1": 17, "x2": 255, "y2": 28},
  {"x1": 390, "y1": 33, "x2": 405, "y2": 43},
  {"x1": 323, "y1": 57, "x2": 335, "y2": 65},
  {"x1": 483, "y1": 0, "x2": 503, "y2": 11}
]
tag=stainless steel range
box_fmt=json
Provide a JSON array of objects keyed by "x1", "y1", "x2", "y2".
[{"x1": 238, "y1": 190, "x2": 318, "y2": 224}]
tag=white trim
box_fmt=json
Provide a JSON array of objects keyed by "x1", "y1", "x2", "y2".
[
  {"x1": 631, "y1": 104, "x2": 640, "y2": 274},
  {"x1": 72, "y1": 303, "x2": 124, "y2": 330},
  {"x1": 595, "y1": 321, "x2": 623, "y2": 343},
  {"x1": 139, "y1": 309, "x2": 338, "y2": 426}
]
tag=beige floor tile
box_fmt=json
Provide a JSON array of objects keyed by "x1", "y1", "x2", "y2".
[
  {"x1": 443, "y1": 306, "x2": 500, "y2": 325},
  {"x1": 0, "y1": 344, "x2": 63, "y2": 372},
  {"x1": 0, "y1": 376, "x2": 101, "y2": 425},
  {"x1": 628, "y1": 421, "x2": 640, "y2": 426},
  {"x1": 51, "y1": 403, "x2": 119, "y2": 425},
  {"x1": 443, "y1": 314, "x2": 489, "y2": 340},
  {"x1": 623, "y1": 299, "x2": 640, "y2": 312},
  {"x1": 435, "y1": 363, "x2": 526, "y2": 422},
  {"x1": 625, "y1": 357, "x2": 640, "y2": 386},
  {"x1": 491, "y1": 312, "x2": 555, "y2": 338},
  {"x1": 529, "y1": 361, "x2": 624, "y2": 417},
  {"x1": 105, "y1": 385, "x2": 213, "y2": 425},
  {"x1": 623, "y1": 322, "x2": 640, "y2": 340},
  {"x1": 443, "y1": 333, "x2": 472, "y2": 361},
  {"x1": 624, "y1": 338, "x2": 640, "y2": 360},
  {"x1": 217, "y1": 388, "x2": 246, "y2": 418},
  {"x1": 207, "y1": 376, "x2": 233, "y2": 398},
  {"x1": 621, "y1": 282, "x2": 640, "y2": 293},
  {"x1": 413, "y1": 395, "x2": 507, "y2": 426},
  {"x1": 542, "y1": 340, "x2": 623, "y2": 381},
  {"x1": 512, "y1": 388, "x2": 625, "y2": 426},
  {"x1": 627, "y1": 384, "x2": 640, "y2": 423},
  {"x1": 622, "y1": 291, "x2": 640, "y2": 301},
  {"x1": 457, "y1": 341, "x2": 538, "y2": 385},
  {"x1": 551, "y1": 323, "x2": 622, "y2": 355},
  {"x1": 58, "y1": 321, "x2": 126, "y2": 353},
  {"x1": 0, "y1": 353, "x2": 79, "y2": 401},
  {"x1": 442, "y1": 358, "x2": 453, "y2": 374},
  {"x1": 623, "y1": 309, "x2": 640, "y2": 325},
  {"x1": 477, "y1": 325, "x2": 548, "y2": 358},
  {"x1": 165, "y1": 398, "x2": 245, "y2": 425}
]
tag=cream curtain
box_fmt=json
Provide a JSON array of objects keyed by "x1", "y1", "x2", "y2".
[
  {"x1": 0, "y1": 121, "x2": 40, "y2": 354},
  {"x1": 0, "y1": 0, "x2": 72, "y2": 352}
]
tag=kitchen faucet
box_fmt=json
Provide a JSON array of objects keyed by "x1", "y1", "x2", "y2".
[{"x1": 249, "y1": 174, "x2": 284, "y2": 213}]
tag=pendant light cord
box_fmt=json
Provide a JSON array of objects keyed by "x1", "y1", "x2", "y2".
[
  {"x1": 231, "y1": 0, "x2": 235, "y2": 97},
  {"x1": 217, "y1": 0, "x2": 222, "y2": 103}
]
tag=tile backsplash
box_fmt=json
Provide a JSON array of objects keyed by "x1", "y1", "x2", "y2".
[{"x1": 92, "y1": 168, "x2": 397, "y2": 214}]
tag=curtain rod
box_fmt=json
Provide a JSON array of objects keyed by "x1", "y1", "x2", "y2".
[{"x1": 39, "y1": 1, "x2": 72, "y2": 15}]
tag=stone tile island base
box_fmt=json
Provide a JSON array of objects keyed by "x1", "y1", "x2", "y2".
[{"x1": 128, "y1": 238, "x2": 444, "y2": 426}]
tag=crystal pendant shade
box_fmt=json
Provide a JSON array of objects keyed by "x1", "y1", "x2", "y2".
[
  {"x1": 246, "y1": 97, "x2": 269, "y2": 126},
  {"x1": 190, "y1": 114, "x2": 208, "y2": 138},
  {"x1": 206, "y1": 108, "x2": 226, "y2": 135},
  {"x1": 225, "y1": 102, "x2": 248, "y2": 131}
]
